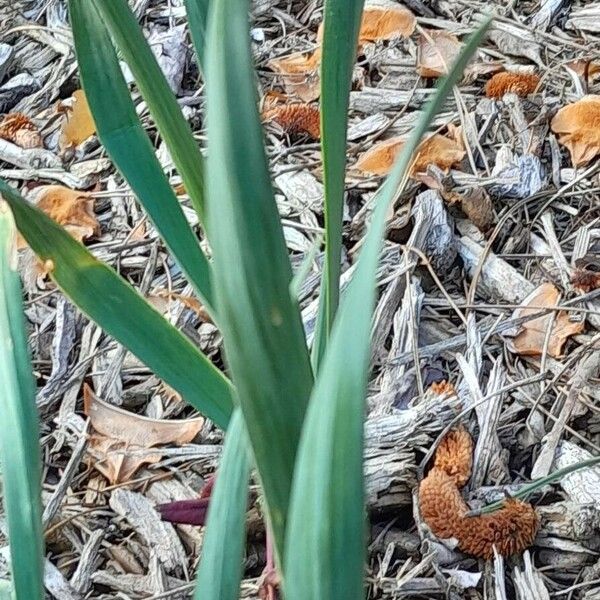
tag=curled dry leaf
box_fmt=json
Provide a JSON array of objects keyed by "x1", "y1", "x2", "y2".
[
  {"x1": 59, "y1": 89, "x2": 96, "y2": 150},
  {"x1": 262, "y1": 103, "x2": 321, "y2": 139},
  {"x1": 0, "y1": 112, "x2": 42, "y2": 148},
  {"x1": 354, "y1": 133, "x2": 465, "y2": 180},
  {"x1": 84, "y1": 384, "x2": 204, "y2": 484},
  {"x1": 505, "y1": 282, "x2": 584, "y2": 357},
  {"x1": 269, "y1": 50, "x2": 321, "y2": 102},
  {"x1": 419, "y1": 429, "x2": 539, "y2": 559},
  {"x1": 20, "y1": 185, "x2": 99, "y2": 248},
  {"x1": 484, "y1": 71, "x2": 541, "y2": 98},
  {"x1": 550, "y1": 95, "x2": 600, "y2": 166},
  {"x1": 417, "y1": 29, "x2": 463, "y2": 78}
]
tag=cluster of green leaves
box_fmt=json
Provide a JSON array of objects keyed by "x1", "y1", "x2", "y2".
[{"x1": 0, "y1": 0, "x2": 492, "y2": 598}]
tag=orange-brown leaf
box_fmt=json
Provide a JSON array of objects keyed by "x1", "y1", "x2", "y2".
[
  {"x1": 262, "y1": 103, "x2": 321, "y2": 139},
  {"x1": 59, "y1": 89, "x2": 96, "y2": 149},
  {"x1": 269, "y1": 50, "x2": 321, "y2": 102},
  {"x1": 506, "y1": 282, "x2": 584, "y2": 357},
  {"x1": 485, "y1": 72, "x2": 540, "y2": 98},
  {"x1": 550, "y1": 95, "x2": 600, "y2": 166},
  {"x1": 355, "y1": 133, "x2": 465, "y2": 178},
  {"x1": 358, "y1": 5, "x2": 416, "y2": 41},
  {"x1": 22, "y1": 185, "x2": 99, "y2": 247},
  {"x1": 417, "y1": 29, "x2": 463, "y2": 78},
  {"x1": 0, "y1": 113, "x2": 42, "y2": 148}
]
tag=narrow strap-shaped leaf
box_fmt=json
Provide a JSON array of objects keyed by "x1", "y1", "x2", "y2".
[
  {"x1": 0, "y1": 202, "x2": 44, "y2": 600},
  {"x1": 92, "y1": 0, "x2": 208, "y2": 223},
  {"x1": 194, "y1": 409, "x2": 251, "y2": 600},
  {"x1": 0, "y1": 181, "x2": 234, "y2": 429},
  {"x1": 205, "y1": 0, "x2": 313, "y2": 560},
  {"x1": 184, "y1": 0, "x2": 211, "y2": 71},
  {"x1": 311, "y1": 0, "x2": 365, "y2": 370},
  {"x1": 69, "y1": 0, "x2": 214, "y2": 312},
  {"x1": 285, "y1": 19, "x2": 492, "y2": 600}
]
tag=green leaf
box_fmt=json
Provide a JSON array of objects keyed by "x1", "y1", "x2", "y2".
[
  {"x1": 205, "y1": 0, "x2": 313, "y2": 560},
  {"x1": 92, "y1": 0, "x2": 208, "y2": 223},
  {"x1": 311, "y1": 0, "x2": 365, "y2": 370},
  {"x1": 184, "y1": 0, "x2": 211, "y2": 71},
  {"x1": 194, "y1": 409, "x2": 251, "y2": 600},
  {"x1": 285, "y1": 18, "x2": 492, "y2": 600},
  {"x1": 68, "y1": 0, "x2": 214, "y2": 312},
  {"x1": 0, "y1": 202, "x2": 44, "y2": 600},
  {"x1": 0, "y1": 181, "x2": 234, "y2": 429}
]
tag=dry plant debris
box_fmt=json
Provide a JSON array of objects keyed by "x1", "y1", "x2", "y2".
[
  {"x1": 416, "y1": 29, "x2": 463, "y2": 78},
  {"x1": 262, "y1": 103, "x2": 321, "y2": 139},
  {"x1": 505, "y1": 283, "x2": 585, "y2": 357},
  {"x1": 268, "y1": 51, "x2": 321, "y2": 102},
  {"x1": 58, "y1": 89, "x2": 96, "y2": 150},
  {"x1": 550, "y1": 95, "x2": 600, "y2": 166},
  {"x1": 484, "y1": 71, "x2": 541, "y2": 98},
  {"x1": 22, "y1": 185, "x2": 99, "y2": 246},
  {"x1": 0, "y1": 112, "x2": 42, "y2": 148},
  {"x1": 84, "y1": 385, "x2": 204, "y2": 484},
  {"x1": 355, "y1": 133, "x2": 465, "y2": 179},
  {"x1": 4, "y1": 0, "x2": 600, "y2": 597},
  {"x1": 419, "y1": 429, "x2": 539, "y2": 559}
]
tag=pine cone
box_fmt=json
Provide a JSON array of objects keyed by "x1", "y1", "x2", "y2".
[
  {"x1": 485, "y1": 72, "x2": 540, "y2": 99},
  {"x1": 419, "y1": 429, "x2": 539, "y2": 559},
  {"x1": 0, "y1": 113, "x2": 42, "y2": 148},
  {"x1": 262, "y1": 103, "x2": 320, "y2": 139}
]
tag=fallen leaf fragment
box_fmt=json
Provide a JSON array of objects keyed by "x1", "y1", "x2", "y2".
[
  {"x1": 450, "y1": 187, "x2": 495, "y2": 232},
  {"x1": 550, "y1": 95, "x2": 600, "y2": 166},
  {"x1": 485, "y1": 72, "x2": 540, "y2": 98},
  {"x1": 21, "y1": 185, "x2": 99, "y2": 247},
  {"x1": 359, "y1": 4, "x2": 416, "y2": 41},
  {"x1": 355, "y1": 133, "x2": 465, "y2": 179},
  {"x1": 505, "y1": 282, "x2": 584, "y2": 357},
  {"x1": 571, "y1": 269, "x2": 600, "y2": 293},
  {"x1": 152, "y1": 289, "x2": 213, "y2": 323},
  {"x1": 262, "y1": 103, "x2": 321, "y2": 139},
  {"x1": 269, "y1": 50, "x2": 321, "y2": 102},
  {"x1": 59, "y1": 89, "x2": 96, "y2": 149},
  {"x1": 417, "y1": 29, "x2": 462, "y2": 78},
  {"x1": 84, "y1": 384, "x2": 203, "y2": 484},
  {"x1": 0, "y1": 112, "x2": 42, "y2": 148},
  {"x1": 317, "y1": 4, "x2": 415, "y2": 44},
  {"x1": 419, "y1": 429, "x2": 539, "y2": 559}
]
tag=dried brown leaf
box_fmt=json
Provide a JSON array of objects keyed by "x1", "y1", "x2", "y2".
[
  {"x1": 506, "y1": 282, "x2": 584, "y2": 357},
  {"x1": 354, "y1": 133, "x2": 465, "y2": 179},
  {"x1": 550, "y1": 95, "x2": 600, "y2": 166},
  {"x1": 484, "y1": 71, "x2": 541, "y2": 98},
  {"x1": 269, "y1": 50, "x2": 321, "y2": 102},
  {"x1": 457, "y1": 188, "x2": 495, "y2": 232},
  {"x1": 0, "y1": 113, "x2": 42, "y2": 148},
  {"x1": 417, "y1": 29, "x2": 463, "y2": 78},
  {"x1": 84, "y1": 385, "x2": 204, "y2": 484},
  {"x1": 59, "y1": 89, "x2": 96, "y2": 150},
  {"x1": 20, "y1": 185, "x2": 99, "y2": 248},
  {"x1": 262, "y1": 103, "x2": 321, "y2": 139}
]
